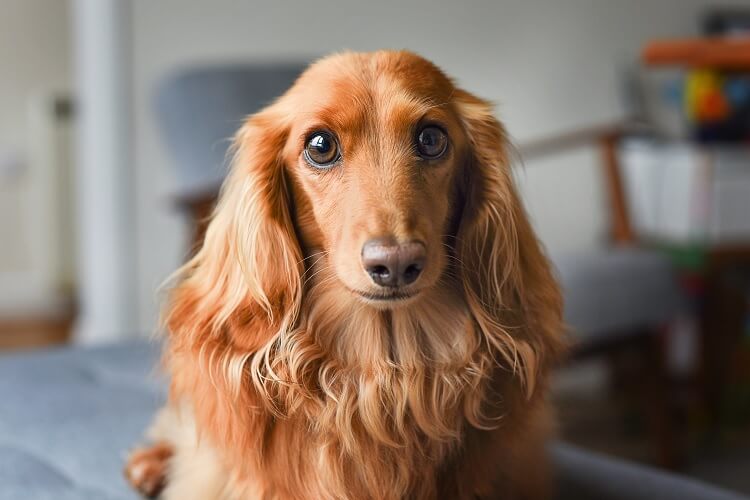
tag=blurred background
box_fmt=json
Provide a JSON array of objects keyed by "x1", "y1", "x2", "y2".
[{"x1": 2, "y1": 0, "x2": 750, "y2": 495}]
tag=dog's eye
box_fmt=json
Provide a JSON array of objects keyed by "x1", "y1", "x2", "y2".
[
  {"x1": 416, "y1": 126, "x2": 448, "y2": 159},
  {"x1": 304, "y1": 131, "x2": 340, "y2": 168}
]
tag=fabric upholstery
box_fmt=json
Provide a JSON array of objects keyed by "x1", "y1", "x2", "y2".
[
  {"x1": 552, "y1": 248, "x2": 685, "y2": 342},
  {"x1": 0, "y1": 342, "x2": 744, "y2": 499},
  {"x1": 154, "y1": 64, "x2": 306, "y2": 196},
  {"x1": 0, "y1": 342, "x2": 162, "y2": 499}
]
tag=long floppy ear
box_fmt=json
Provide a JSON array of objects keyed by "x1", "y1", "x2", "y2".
[
  {"x1": 454, "y1": 90, "x2": 565, "y2": 399},
  {"x1": 164, "y1": 105, "x2": 302, "y2": 354}
]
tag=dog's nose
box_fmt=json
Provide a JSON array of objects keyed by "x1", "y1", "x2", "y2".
[{"x1": 361, "y1": 239, "x2": 426, "y2": 287}]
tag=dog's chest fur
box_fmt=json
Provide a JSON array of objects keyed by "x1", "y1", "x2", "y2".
[
  {"x1": 167, "y1": 281, "x2": 510, "y2": 499},
  {"x1": 240, "y1": 287, "x2": 498, "y2": 499}
]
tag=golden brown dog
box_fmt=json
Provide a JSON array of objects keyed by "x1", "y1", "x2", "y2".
[{"x1": 125, "y1": 50, "x2": 564, "y2": 500}]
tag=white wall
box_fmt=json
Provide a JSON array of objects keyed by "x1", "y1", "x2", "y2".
[
  {"x1": 0, "y1": 0, "x2": 72, "y2": 313},
  {"x1": 129, "y1": 0, "x2": 739, "y2": 332}
]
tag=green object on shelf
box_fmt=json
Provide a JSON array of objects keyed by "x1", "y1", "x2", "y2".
[{"x1": 654, "y1": 242, "x2": 709, "y2": 272}]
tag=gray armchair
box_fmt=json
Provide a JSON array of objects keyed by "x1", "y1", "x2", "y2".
[
  {"x1": 523, "y1": 126, "x2": 688, "y2": 467},
  {"x1": 155, "y1": 63, "x2": 306, "y2": 197}
]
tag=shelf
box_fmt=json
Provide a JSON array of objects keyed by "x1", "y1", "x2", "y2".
[{"x1": 642, "y1": 36, "x2": 750, "y2": 70}]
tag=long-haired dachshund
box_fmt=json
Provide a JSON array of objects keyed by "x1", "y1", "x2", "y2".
[{"x1": 125, "y1": 50, "x2": 564, "y2": 500}]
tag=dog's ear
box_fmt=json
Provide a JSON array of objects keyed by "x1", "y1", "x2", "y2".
[
  {"x1": 454, "y1": 90, "x2": 564, "y2": 399},
  {"x1": 164, "y1": 105, "x2": 302, "y2": 355}
]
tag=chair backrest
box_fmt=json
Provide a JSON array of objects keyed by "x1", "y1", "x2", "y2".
[
  {"x1": 154, "y1": 63, "x2": 307, "y2": 197},
  {"x1": 519, "y1": 122, "x2": 636, "y2": 245}
]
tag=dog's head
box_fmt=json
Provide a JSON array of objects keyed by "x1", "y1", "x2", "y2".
[
  {"x1": 167, "y1": 51, "x2": 562, "y2": 396},
  {"x1": 279, "y1": 53, "x2": 468, "y2": 306}
]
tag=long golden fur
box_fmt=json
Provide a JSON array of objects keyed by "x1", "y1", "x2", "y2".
[{"x1": 125, "y1": 50, "x2": 564, "y2": 500}]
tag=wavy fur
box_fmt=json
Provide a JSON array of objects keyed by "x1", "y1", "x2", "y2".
[{"x1": 128, "y1": 50, "x2": 564, "y2": 500}]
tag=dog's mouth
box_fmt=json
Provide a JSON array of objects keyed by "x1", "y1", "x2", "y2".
[{"x1": 347, "y1": 287, "x2": 421, "y2": 305}]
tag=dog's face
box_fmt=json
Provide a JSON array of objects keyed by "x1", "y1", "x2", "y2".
[{"x1": 278, "y1": 53, "x2": 469, "y2": 307}]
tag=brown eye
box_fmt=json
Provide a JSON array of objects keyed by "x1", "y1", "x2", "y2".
[
  {"x1": 416, "y1": 126, "x2": 448, "y2": 159},
  {"x1": 304, "y1": 131, "x2": 340, "y2": 168}
]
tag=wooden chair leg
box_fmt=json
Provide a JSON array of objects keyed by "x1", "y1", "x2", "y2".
[
  {"x1": 642, "y1": 328, "x2": 681, "y2": 469},
  {"x1": 700, "y1": 272, "x2": 745, "y2": 438},
  {"x1": 604, "y1": 330, "x2": 682, "y2": 469}
]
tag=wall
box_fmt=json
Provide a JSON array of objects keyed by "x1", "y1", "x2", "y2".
[
  {"x1": 129, "y1": 0, "x2": 732, "y2": 332},
  {"x1": 0, "y1": 0, "x2": 72, "y2": 313}
]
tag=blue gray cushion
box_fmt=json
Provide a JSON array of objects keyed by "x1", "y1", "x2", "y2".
[
  {"x1": 552, "y1": 248, "x2": 685, "y2": 342},
  {"x1": 0, "y1": 342, "x2": 163, "y2": 499},
  {"x1": 0, "y1": 342, "x2": 744, "y2": 499},
  {"x1": 554, "y1": 444, "x2": 746, "y2": 500}
]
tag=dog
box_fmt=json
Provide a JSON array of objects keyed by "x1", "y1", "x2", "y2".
[{"x1": 125, "y1": 50, "x2": 564, "y2": 500}]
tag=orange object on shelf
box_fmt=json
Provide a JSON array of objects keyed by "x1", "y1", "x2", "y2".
[
  {"x1": 643, "y1": 36, "x2": 750, "y2": 69},
  {"x1": 698, "y1": 89, "x2": 731, "y2": 122}
]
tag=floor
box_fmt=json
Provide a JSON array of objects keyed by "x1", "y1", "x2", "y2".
[{"x1": 554, "y1": 360, "x2": 750, "y2": 497}]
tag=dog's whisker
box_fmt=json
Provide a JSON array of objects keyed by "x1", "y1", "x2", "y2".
[
  {"x1": 302, "y1": 263, "x2": 332, "y2": 288},
  {"x1": 298, "y1": 250, "x2": 328, "y2": 267},
  {"x1": 301, "y1": 253, "x2": 329, "y2": 281}
]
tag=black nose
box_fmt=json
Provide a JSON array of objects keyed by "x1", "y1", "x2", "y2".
[{"x1": 361, "y1": 239, "x2": 426, "y2": 287}]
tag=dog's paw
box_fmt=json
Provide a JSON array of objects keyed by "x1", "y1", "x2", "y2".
[{"x1": 124, "y1": 442, "x2": 173, "y2": 498}]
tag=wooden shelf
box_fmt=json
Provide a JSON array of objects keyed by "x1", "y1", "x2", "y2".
[{"x1": 643, "y1": 36, "x2": 750, "y2": 70}]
